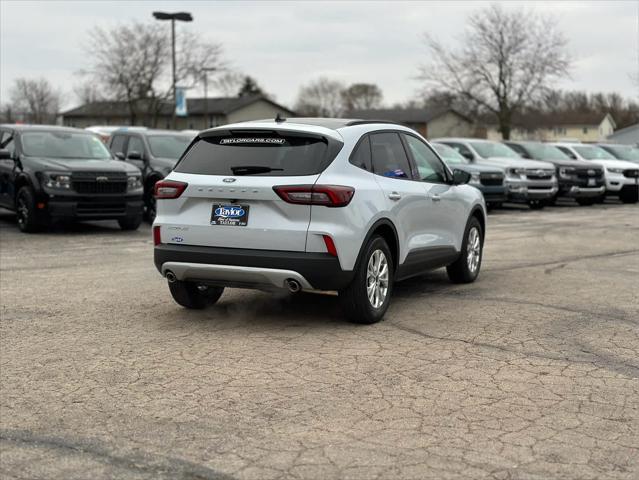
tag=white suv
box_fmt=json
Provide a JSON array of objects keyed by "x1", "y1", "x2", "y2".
[
  {"x1": 153, "y1": 118, "x2": 486, "y2": 324},
  {"x1": 551, "y1": 142, "x2": 639, "y2": 204}
]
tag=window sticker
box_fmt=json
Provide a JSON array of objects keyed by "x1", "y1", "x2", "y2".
[{"x1": 220, "y1": 138, "x2": 286, "y2": 145}]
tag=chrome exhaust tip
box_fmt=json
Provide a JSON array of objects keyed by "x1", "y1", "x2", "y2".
[
  {"x1": 165, "y1": 271, "x2": 177, "y2": 283},
  {"x1": 285, "y1": 279, "x2": 301, "y2": 293}
]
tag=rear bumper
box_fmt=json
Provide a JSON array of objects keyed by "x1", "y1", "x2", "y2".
[{"x1": 154, "y1": 244, "x2": 354, "y2": 291}]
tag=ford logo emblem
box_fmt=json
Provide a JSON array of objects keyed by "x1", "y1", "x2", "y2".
[
  {"x1": 223, "y1": 178, "x2": 236, "y2": 183},
  {"x1": 215, "y1": 206, "x2": 245, "y2": 218},
  {"x1": 96, "y1": 176, "x2": 109, "y2": 182},
  {"x1": 171, "y1": 236, "x2": 184, "y2": 243}
]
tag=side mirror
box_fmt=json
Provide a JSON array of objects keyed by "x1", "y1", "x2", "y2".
[
  {"x1": 127, "y1": 151, "x2": 143, "y2": 160},
  {"x1": 461, "y1": 151, "x2": 474, "y2": 161},
  {"x1": 0, "y1": 149, "x2": 11, "y2": 160},
  {"x1": 114, "y1": 151, "x2": 125, "y2": 160},
  {"x1": 452, "y1": 169, "x2": 472, "y2": 185}
]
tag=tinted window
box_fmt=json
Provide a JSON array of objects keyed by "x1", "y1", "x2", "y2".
[
  {"x1": 175, "y1": 134, "x2": 335, "y2": 176},
  {"x1": 21, "y1": 132, "x2": 111, "y2": 159},
  {"x1": 148, "y1": 135, "x2": 192, "y2": 160},
  {"x1": 349, "y1": 136, "x2": 372, "y2": 171},
  {"x1": 110, "y1": 135, "x2": 126, "y2": 154},
  {"x1": 524, "y1": 143, "x2": 570, "y2": 160},
  {"x1": 0, "y1": 133, "x2": 15, "y2": 157},
  {"x1": 404, "y1": 135, "x2": 448, "y2": 183},
  {"x1": 370, "y1": 132, "x2": 412, "y2": 179},
  {"x1": 127, "y1": 137, "x2": 145, "y2": 156}
]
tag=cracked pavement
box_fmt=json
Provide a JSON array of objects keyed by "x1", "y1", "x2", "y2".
[{"x1": 1, "y1": 202, "x2": 638, "y2": 479}]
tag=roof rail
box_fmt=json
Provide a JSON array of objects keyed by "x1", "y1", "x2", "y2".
[{"x1": 344, "y1": 119, "x2": 402, "y2": 127}]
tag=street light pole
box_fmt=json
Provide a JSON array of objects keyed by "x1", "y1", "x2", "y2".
[
  {"x1": 202, "y1": 67, "x2": 216, "y2": 129},
  {"x1": 152, "y1": 11, "x2": 193, "y2": 130}
]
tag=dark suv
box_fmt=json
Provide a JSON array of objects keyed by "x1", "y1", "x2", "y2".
[
  {"x1": 504, "y1": 141, "x2": 605, "y2": 206},
  {"x1": 108, "y1": 129, "x2": 194, "y2": 221},
  {"x1": 0, "y1": 125, "x2": 144, "y2": 232}
]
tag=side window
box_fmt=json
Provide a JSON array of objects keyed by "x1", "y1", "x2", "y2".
[
  {"x1": 349, "y1": 136, "x2": 372, "y2": 171},
  {"x1": 370, "y1": 132, "x2": 412, "y2": 179},
  {"x1": 0, "y1": 132, "x2": 15, "y2": 157},
  {"x1": 110, "y1": 135, "x2": 127, "y2": 154},
  {"x1": 126, "y1": 136, "x2": 145, "y2": 156},
  {"x1": 403, "y1": 135, "x2": 448, "y2": 183},
  {"x1": 557, "y1": 146, "x2": 577, "y2": 160}
]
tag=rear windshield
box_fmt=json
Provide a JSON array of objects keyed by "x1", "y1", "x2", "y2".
[{"x1": 175, "y1": 134, "x2": 339, "y2": 176}]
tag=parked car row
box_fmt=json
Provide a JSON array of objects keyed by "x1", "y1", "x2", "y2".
[
  {"x1": 0, "y1": 122, "x2": 636, "y2": 237},
  {"x1": 433, "y1": 138, "x2": 638, "y2": 208}
]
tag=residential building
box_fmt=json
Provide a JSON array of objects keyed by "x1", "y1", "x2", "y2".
[
  {"x1": 485, "y1": 112, "x2": 616, "y2": 142},
  {"x1": 346, "y1": 107, "x2": 475, "y2": 138},
  {"x1": 60, "y1": 95, "x2": 295, "y2": 130},
  {"x1": 606, "y1": 123, "x2": 639, "y2": 145}
]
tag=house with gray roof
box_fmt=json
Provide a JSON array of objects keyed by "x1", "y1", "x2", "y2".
[
  {"x1": 346, "y1": 107, "x2": 475, "y2": 138},
  {"x1": 607, "y1": 122, "x2": 639, "y2": 145},
  {"x1": 61, "y1": 95, "x2": 295, "y2": 130}
]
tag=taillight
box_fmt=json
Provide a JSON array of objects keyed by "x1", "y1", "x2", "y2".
[
  {"x1": 322, "y1": 235, "x2": 338, "y2": 257},
  {"x1": 154, "y1": 180, "x2": 187, "y2": 199},
  {"x1": 273, "y1": 185, "x2": 354, "y2": 207},
  {"x1": 153, "y1": 225, "x2": 162, "y2": 246}
]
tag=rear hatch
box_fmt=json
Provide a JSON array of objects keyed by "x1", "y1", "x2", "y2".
[{"x1": 158, "y1": 129, "x2": 343, "y2": 252}]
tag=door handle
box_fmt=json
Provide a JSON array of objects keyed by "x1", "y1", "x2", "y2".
[
  {"x1": 431, "y1": 194, "x2": 441, "y2": 202},
  {"x1": 388, "y1": 192, "x2": 402, "y2": 201}
]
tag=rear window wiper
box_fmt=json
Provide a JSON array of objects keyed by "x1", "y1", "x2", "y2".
[{"x1": 230, "y1": 165, "x2": 284, "y2": 175}]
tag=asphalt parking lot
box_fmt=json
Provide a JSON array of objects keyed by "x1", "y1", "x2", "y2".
[{"x1": 1, "y1": 201, "x2": 638, "y2": 480}]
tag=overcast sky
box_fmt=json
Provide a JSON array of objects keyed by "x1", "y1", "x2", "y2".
[{"x1": 1, "y1": 0, "x2": 637, "y2": 110}]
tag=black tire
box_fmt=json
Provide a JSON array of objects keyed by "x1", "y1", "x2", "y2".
[
  {"x1": 528, "y1": 200, "x2": 544, "y2": 210},
  {"x1": 339, "y1": 235, "x2": 394, "y2": 325},
  {"x1": 15, "y1": 186, "x2": 41, "y2": 233},
  {"x1": 595, "y1": 195, "x2": 605, "y2": 204},
  {"x1": 144, "y1": 179, "x2": 159, "y2": 223},
  {"x1": 576, "y1": 197, "x2": 596, "y2": 206},
  {"x1": 447, "y1": 216, "x2": 483, "y2": 284},
  {"x1": 118, "y1": 215, "x2": 143, "y2": 231},
  {"x1": 546, "y1": 195, "x2": 557, "y2": 206},
  {"x1": 620, "y1": 189, "x2": 639, "y2": 204},
  {"x1": 168, "y1": 280, "x2": 224, "y2": 309}
]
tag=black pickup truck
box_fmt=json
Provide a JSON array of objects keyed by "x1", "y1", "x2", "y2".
[{"x1": 0, "y1": 125, "x2": 144, "y2": 232}]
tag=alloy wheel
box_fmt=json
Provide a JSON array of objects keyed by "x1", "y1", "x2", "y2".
[
  {"x1": 16, "y1": 195, "x2": 29, "y2": 228},
  {"x1": 366, "y1": 249, "x2": 389, "y2": 309},
  {"x1": 466, "y1": 227, "x2": 481, "y2": 273}
]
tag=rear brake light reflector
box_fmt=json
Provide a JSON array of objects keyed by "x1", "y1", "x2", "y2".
[
  {"x1": 154, "y1": 180, "x2": 188, "y2": 199},
  {"x1": 153, "y1": 225, "x2": 162, "y2": 246},
  {"x1": 272, "y1": 185, "x2": 354, "y2": 207},
  {"x1": 322, "y1": 235, "x2": 338, "y2": 257}
]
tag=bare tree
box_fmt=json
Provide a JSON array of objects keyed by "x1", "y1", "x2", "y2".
[
  {"x1": 82, "y1": 22, "x2": 224, "y2": 126},
  {"x1": 74, "y1": 81, "x2": 104, "y2": 105},
  {"x1": 237, "y1": 76, "x2": 264, "y2": 97},
  {"x1": 9, "y1": 77, "x2": 61, "y2": 124},
  {"x1": 341, "y1": 83, "x2": 383, "y2": 111},
  {"x1": 420, "y1": 4, "x2": 570, "y2": 139},
  {"x1": 211, "y1": 71, "x2": 245, "y2": 97},
  {"x1": 295, "y1": 77, "x2": 345, "y2": 117}
]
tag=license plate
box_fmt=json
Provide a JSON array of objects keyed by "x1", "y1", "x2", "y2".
[
  {"x1": 587, "y1": 179, "x2": 596, "y2": 186},
  {"x1": 211, "y1": 204, "x2": 249, "y2": 226}
]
